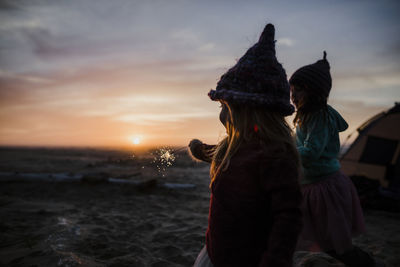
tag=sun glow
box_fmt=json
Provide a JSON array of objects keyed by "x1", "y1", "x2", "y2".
[{"x1": 129, "y1": 136, "x2": 142, "y2": 145}]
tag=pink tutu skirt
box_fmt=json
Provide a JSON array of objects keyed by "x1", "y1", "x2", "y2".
[{"x1": 297, "y1": 171, "x2": 366, "y2": 254}]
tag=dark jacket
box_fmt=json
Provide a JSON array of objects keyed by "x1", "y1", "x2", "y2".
[{"x1": 197, "y1": 141, "x2": 302, "y2": 267}]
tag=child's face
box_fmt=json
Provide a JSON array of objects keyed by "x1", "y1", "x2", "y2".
[
  {"x1": 290, "y1": 85, "x2": 305, "y2": 109},
  {"x1": 219, "y1": 102, "x2": 230, "y2": 128}
]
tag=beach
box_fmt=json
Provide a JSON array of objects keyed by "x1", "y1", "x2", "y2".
[{"x1": 0, "y1": 147, "x2": 399, "y2": 267}]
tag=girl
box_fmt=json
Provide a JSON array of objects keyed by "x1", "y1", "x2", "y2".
[
  {"x1": 290, "y1": 52, "x2": 383, "y2": 267},
  {"x1": 191, "y1": 24, "x2": 302, "y2": 267}
]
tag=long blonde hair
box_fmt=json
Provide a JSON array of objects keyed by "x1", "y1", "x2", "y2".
[{"x1": 210, "y1": 101, "x2": 299, "y2": 186}]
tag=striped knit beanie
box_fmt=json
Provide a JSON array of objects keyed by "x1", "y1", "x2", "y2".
[
  {"x1": 289, "y1": 51, "x2": 332, "y2": 98},
  {"x1": 208, "y1": 23, "x2": 294, "y2": 116}
]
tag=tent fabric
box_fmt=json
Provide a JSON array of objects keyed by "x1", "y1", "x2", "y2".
[
  {"x1": 340, "y1": 103, "x2": 400, "y2": 189},
  {"x1": 359, "y1": 136, "x2": 398, "y2": 165}
]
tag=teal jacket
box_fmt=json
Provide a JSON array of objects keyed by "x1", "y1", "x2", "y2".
[{"x1": 296, "y1": 105, "x2": 348, "y2": 184}]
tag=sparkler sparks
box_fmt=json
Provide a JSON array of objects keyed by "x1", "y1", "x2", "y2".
[
  {"x1": 160, "y1": 150, "x2": 174, "y2": 162},
  {"x1": 152, "y1": 147, "x2": 176, "y2": 177}
]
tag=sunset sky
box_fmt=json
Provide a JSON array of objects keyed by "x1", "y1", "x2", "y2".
[{"x1": 0, "y1": 0, "x2": 399, "y2": 148}]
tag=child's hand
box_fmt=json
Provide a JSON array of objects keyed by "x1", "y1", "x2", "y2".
[
  {"x1": 188, "y1": 139, "x2": 203, "y2": 154},
  {"x1": 188, "y1": 139, "x2": 214, "y2": 163}
]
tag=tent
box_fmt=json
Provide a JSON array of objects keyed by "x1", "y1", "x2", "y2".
[{"x1": 340, "y1": 102, "x2": 400, "y2": 199}]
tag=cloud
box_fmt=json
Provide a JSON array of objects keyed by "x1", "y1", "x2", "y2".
[
  {"x1": 115, "y1": 111, "x2": 216, "y2": 125},
  {"x1": 332, "y1": 66, "x2": 400, "y2": 107},
  {"x1": 0, "y1": 0, "x2": 399, "y2": 146},
  {"x1": 0, "y1": 70, "x2": 52, "y2": 84},
  {"x1": 277, "y1": 38, "x2": 295, "y2": 47},
  {"x1": 0, "y1": 0, "x2": 23, "y2": 12}
]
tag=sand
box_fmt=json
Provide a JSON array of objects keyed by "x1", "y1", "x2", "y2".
[{"x1": 0, "y1": 147, "x2": 399, "y2": 267}]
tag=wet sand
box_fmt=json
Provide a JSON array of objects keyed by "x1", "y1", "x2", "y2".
[
  {"x1": 0, "y1": 147, "x2": 399, "y2": 267},
  {"x1": 0, "y1": 167, "x2": 210, "y2": 267}
]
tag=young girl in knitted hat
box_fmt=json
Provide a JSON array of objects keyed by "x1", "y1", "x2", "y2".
[
  {"x1": 290, "y1": 52, "x2": 383, "y2": 267},
  {"x1": 191, "y1": 24, "x2": 302, "y2": 267}
]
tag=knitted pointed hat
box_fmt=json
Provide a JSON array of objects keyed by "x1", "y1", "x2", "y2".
[
  {"x1": 208, "y1": 23, "x2": 294, "y2": 116},
  {"x1": 289, "y1": 51, "x2": 332, "y2": 98}
]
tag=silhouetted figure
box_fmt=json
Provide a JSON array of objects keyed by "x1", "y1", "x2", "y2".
[
  {"x1": 191, "y1": 24, "x2": 302, "y2": 267},
  {"x1": 290, "y1": 51, "x2": 384, "y2": 267}
]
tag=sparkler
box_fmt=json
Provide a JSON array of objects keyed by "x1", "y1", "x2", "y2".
[
  {"x1": 151, "y1": 146, "x2": 187, "y2": 177},
  {"x1": 150, "y1": 147, "x2": 176, "y2": 176},
  {"x1": 159, "y1": 148, "x2": 175, "y2": 166}
]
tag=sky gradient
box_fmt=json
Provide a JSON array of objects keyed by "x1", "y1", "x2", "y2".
[{"x1": 1, "y1": 0, "x2": 399, "y2": 148}]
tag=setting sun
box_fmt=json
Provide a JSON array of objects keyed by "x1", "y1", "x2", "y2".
[{"x1": 129, "y1": 136, "x2": 142, "y2": 145}]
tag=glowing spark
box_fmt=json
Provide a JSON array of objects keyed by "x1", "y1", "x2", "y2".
[
  {"x1": 152, "y1": 147, "x2": 176, "y2": 177},
  {"x1": 161, "y1": 151, "x2": 172, "y2": 161}
]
